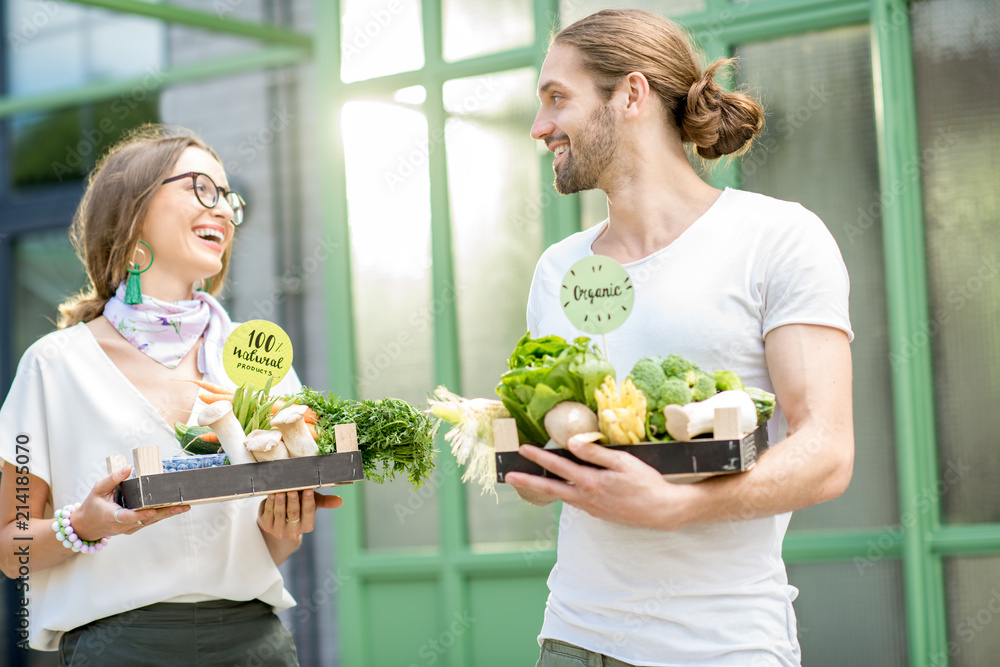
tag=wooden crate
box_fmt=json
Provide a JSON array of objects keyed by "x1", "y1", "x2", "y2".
[
  {"x1": 493, "y1": 415, "x2": 769, "y2": 483},
  {"x1": 113, "y1": 423, "x2": 363, "y2": 509}
]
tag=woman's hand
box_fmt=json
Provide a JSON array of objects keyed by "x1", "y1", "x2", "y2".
[
  {"x1": 256, "y1": 489, "x2": 343, "y2": 541},
  {"x1": 71, "y1": 466, "x2": 191, "y2": 541}
]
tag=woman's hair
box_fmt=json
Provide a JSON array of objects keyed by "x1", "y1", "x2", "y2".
[
  {"x1": 58, "y1": 124, "x2": 233, "y2": 328},
  {"x1": 554, "y1": 9, "x2": 764, "y2": 159}
]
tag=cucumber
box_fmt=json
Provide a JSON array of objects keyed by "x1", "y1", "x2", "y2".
[{"x1": 179, "y1": 425, "x2": 222, "y2": 455}]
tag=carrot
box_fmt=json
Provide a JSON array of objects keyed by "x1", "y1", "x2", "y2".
[
  {"x1": 179, "y1": 379, "x2": 234, "y2": 397},
  {"x1": 198, "y1": 431, "x2": 219, "y2": 443},
  {"x1": 199, "y1": 392, "x2": 233, "y2": 404},
  {"x1": 309, "y1": 423, "x2": 318, "y2": 440}
]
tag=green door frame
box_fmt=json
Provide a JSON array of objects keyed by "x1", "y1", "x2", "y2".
[{"x1": 3, "y1": 1, "x2": 999, "y2": 665}]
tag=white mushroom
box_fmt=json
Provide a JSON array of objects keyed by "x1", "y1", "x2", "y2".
[
  {"x1": 197, "y1": 400, "x2": 256, "y2": 465},
  {"x1": 245, "y1": 429, "x2": 290, "y2": 462},
  {"x1": 544, "y1": 401, "x2": 601, "y2": 449},
  {"x1": 271, "y1": 404, "x2": 318, "y2": 458}
]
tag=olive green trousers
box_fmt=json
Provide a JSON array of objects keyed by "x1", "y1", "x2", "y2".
[
  {"x1": 537, "y1": 639, "x2": 639, "y2": 667},
  {"x1": 58, "y1": 599, "x2": 298, "y2": 667}
]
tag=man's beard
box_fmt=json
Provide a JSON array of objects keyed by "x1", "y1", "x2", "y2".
[{"x1": 554, "y1": 103, "x2": 619, "y2": 195}]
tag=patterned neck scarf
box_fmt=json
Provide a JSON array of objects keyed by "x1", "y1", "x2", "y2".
[{"x1": 102, "y1": 281, "x2": 233, "y2": 382}]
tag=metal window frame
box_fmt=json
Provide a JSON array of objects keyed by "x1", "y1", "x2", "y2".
[{"x1": 2, "y1": 0, "x2": 998, "y2": 665}]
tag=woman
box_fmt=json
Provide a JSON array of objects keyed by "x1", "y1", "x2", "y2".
[{"x1": 0, "y1": 125, "x2": 340, "y2": 665}]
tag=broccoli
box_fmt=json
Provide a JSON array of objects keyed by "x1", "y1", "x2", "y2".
[
  {"x1": 661, "y1": 378, "x2": 692, "y2": 406},
  {"x1": 691, "y1": 372, "x2": 717, "y2": 402},
  {"x1": 713, "y1": 369, "x2": 744, "y2": 392},
  {"x1": 628, "y1": 357, "x2": 667, "y2": 408},
  {"x1": 645, "y1": 410, "x2": 673, "y2": 441},
  {"x1": 745, "y1": 386, "x2": 776, "y2": 426},
  {"x1": 661, "y1": 354, "x2": 698, "y2": 386}
]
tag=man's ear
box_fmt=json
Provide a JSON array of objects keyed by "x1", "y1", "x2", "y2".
[{"x1": 623, "y1": 71, "x2": 651, "y2": 120}]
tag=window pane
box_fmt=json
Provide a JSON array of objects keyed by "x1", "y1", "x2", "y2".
[
  {"x1": 944, "y1": 555, "x2": 1000, "y2": 666},
  {"x1": 12, "y1": 229, "x2": 88, "y2": 361},
  {"x1": 341, "y1": 0, "x2": 424, "y2": 83},
  {"x1": 442, "y1": 0, "x2": 533, "y2": 62},
  {"x1": 5, "y1": 1, "x2": 164, "y2": 187},
  {"x1": 442, "y1": 68, "x2": 556, "y2": 547},
  {"x1": 911, "y1": 0, "x2": 1000, "y2": 524},
  {"x1": 788, "y1": 560, "x2": 908, "y2": 665},
  {"x1": 342, "y1": 99, "x2": 439, "y2": 550},
  {"x1": 6, "y1": 0, "x2": 164, "y2": 96},
  {"x1": 736, "y1": 25, "x2": 899, "y2": 530},
  {"x1": 559, "y1": 0, "x2": 705, "y2": 27}
]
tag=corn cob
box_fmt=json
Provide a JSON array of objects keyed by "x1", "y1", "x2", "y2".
[{"x1": 594, "y1": 377, "x2": 647, "y2": 444}]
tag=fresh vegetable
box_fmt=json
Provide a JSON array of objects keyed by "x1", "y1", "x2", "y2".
[
  {"x1": 197, "y1": 400, "x2": 256, "y2": 464},
  {"x1": 427, "y1": 386, "x2": 510, "y2": 497},
  {"x1": 271, "y1": 404, "x2": 319, "y2": 458},
  {"x1": 496, "y1": 333, "x2": 615, "y2": 446},
  {"x1": 232, "y1": 378, "x2": 281, "y2": 435},
  {"x1": 245, "y1": 429, "x2": 290, "y2": 462},
  {"x1": 543, "y1": 401, "x2": 601, "y2": 449},
  {"x1": 664, "y1": 390, "x2": 758, "y2": 441},
  {"x1": 745, "y1": 386, "x2": 777, "y2": 426},
  {"x1": 173, "y1": 423, "x2": 222, "y2": 455},
  {"x1": 629, "y1": 354, "x2": 747, "y2": 440},
  {"x1": 594, "y1": 377, "x2": 647, "y2": 445},
  {"x1": 297, "y1": 388, "x2": 438, "y2": 487},
  {"x1": 713, "y1": 370, "x2": 744, "y2": 392}
]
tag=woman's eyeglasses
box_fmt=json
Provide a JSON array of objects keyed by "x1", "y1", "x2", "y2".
[{"x1": 162, "y1": 172, "x2": 246, "y2": 226}]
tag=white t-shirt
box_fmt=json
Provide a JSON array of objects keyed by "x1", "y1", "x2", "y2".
[
  {"x1": 0, "y1": 323, "x2": 301, "y2": 651},
  {"x1": 527, "y1": 188, "x2": 852, "y2": 666}
]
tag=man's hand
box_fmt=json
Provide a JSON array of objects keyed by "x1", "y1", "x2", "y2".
[
  {"x1": 506, "y1": 438, "x2": 701, "y2": 530},
  {"x1": 507, "y1": 324, "x2": 854, "y2": 531}
]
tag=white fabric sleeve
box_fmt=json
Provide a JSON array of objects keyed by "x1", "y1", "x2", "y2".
[
  {"x1": 0, "y1": 347, "x2": 53, "y2": 486},
  {"x1": 760, "y1": 206, "x2": 854, "y2": 342}
]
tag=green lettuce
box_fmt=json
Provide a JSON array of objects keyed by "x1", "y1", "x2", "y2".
[{"x1": 496, "y1": 333, "x2": 615, "y2": 445}]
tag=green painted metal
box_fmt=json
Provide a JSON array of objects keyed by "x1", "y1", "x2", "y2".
[
  {"x1": 784, "y1": 530, "x2": 903, "y2": 563},
  {"x1": 312, "y1": 1, "x2": 366, "y2": 666},
  {"x1": 420, "y1": 1, "x2": 473, "y2": 663},
  {"x1": 64, "y1": 0, "x2": 311, "y2": 48},
  {"x1": 927, "y1": 525, "x2": 1000, "y2": 556},
  {"x1": 0, "y1": 45, "x2": 309, "y2": 118},
  {"x1": 869, "y1": 0, "x2": 946, "y2": 664}
]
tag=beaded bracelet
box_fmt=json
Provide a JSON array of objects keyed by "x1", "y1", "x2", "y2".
[{"x1": 51, "y1": 503, "x2": 109, "y2": 554}]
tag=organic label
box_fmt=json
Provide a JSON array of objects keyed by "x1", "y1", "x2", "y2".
[
  {"x1": 224, "y1": 320, "x2": 293, "y2": 388},
  {"x1": 560, "y1": 255, "x2": 634, "y2": 334}
]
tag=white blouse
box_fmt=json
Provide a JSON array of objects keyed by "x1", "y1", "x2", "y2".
[{"x1": 0, "y1": 323, "x2": 300, "y2": 650}]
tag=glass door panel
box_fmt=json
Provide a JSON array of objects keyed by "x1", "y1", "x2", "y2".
[
  {"x1": 342, "y1": 99, "x2": 440, "y2": 550},
  {"x1": 441, "y1": 68, "x2": 557, "y2": 548},
  {"x1": 910, "y1": 0, "x2": 1000, "y2": 524},
  {"x1": 736, "y1": 24, "x2": 901, "y2": 530}
]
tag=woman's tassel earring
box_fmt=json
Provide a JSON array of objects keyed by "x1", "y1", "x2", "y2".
[{"x1": 125, "y1": 241, "x2": 153, "y2": 305}]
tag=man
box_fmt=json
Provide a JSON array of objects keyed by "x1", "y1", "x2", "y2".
[{"x1": 505, "y1": 9, "x2": 854, "y2": 667}]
